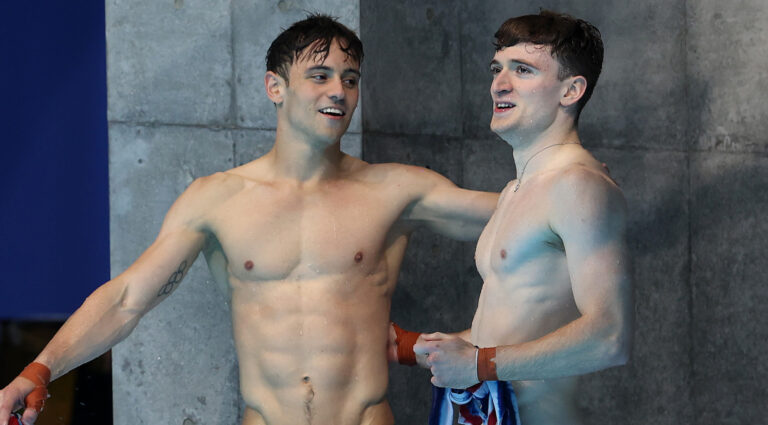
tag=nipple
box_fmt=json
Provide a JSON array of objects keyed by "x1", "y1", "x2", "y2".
[
  {"x1": 500, "y1": 249, "x2": 507, "y2": 259},
  {"x1": 354, "y1": 251, "x2": 363, "y2": 263},
  {"x1": 244, "y1": 260, "x2": 254, "y2": 270}
]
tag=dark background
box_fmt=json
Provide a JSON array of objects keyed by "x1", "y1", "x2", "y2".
[{"x1": 0, "y1": 3, "x2": 111, "y2": 424}]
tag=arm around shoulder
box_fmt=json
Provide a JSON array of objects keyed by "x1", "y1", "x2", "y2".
[{"x1": 399, "y1": 165, "x2": 499, "y2": 241}]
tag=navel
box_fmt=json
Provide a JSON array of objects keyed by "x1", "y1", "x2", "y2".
[
  {"x1": 354, "y1": 251, "x2": 363, "y2": 263},
  {"x1": 500, "y1": 249, "x2": 507, "y2": 259},
  {"x1": 244, "y1": 260, "x2": 254, "y2": 270}
]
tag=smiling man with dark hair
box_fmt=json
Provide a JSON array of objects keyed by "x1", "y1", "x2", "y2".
[{"x1": 0, "y1": 14, "x2": 498, "y2": 425}]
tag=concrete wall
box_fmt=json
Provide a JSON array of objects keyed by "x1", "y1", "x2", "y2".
[
  {"x1": 106, "y1": 1, "x2": 359, "y2": 424},
  {"x1": 107, "y1": 1, "x2": 767, "y2": 424},
  {"x1": 361, "y1": 1, "x2": 767, "y2": 424}
]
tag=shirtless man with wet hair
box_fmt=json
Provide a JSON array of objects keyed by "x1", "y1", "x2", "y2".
[
  {"x1": 394, "y1": 11, "x2": 632, "y2": 425},
  {"x1": 0, "y1": 15, "x2": 497, "y2": 425}
]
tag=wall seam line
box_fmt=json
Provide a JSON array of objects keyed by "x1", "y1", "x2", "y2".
[{"x1": 682, "y1": 0, "x2": 697, "y2": 422}]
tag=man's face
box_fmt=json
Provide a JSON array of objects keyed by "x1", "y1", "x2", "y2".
[
  {"x1": 280, "y1": 39, "x2": 360, "y2": 144},
  {"x1": 489, "y1": 43, "x2": 569, "y2": 138}
]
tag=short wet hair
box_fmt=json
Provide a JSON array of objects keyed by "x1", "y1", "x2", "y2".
[
  {"x1": 494, "y1": 11, "x2": 603, "y2": 117},
  {"x1": 266, "y1": 13, "x2": 364, "y2": 84}
]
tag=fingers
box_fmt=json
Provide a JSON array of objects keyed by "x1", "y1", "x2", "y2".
[
  {"x1": 412, "y1": 341, "x2": 435, "y2": 356},
  {"x1": 430, "y1": 375, "x2": 447, "y2": 388},
  {"x1": 420, "y1": 332, "x2": 448, "y2": 341},
  {"x1": 21, "y1": 408, "x2": 40, "y2": 425},
  {"x1": 0, "y1": 389, "x2": 22, "y2": 425}
]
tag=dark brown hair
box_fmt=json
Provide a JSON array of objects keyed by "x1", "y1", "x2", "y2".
[
  {"x1": 494, "y1": 11, "x2": 603, "y2": 117},
  {"x1": 266, "y1": 13, "x2": 363, "y2": 85}
]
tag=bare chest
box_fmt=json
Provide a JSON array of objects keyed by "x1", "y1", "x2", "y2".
[
  {"x1": 207, "y1": 182, "x2": 406, "y2": 282},
  {"x1": 475, "y1": 183, "x2": 564, "y2": 279}
]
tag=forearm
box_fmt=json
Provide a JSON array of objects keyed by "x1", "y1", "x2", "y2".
[
  {"x1": 494, "y1": 314, "x2": 631, "y2": 381},
  {"x1": 34, "y1": 279, "x2": 144, "y2": 380}
]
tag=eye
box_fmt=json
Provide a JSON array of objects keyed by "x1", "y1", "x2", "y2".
[
  {"x1": 489, "y1": 65, "x2": 502, "y2": 75},
  {"x1": 343, "y1": 77, "x2": 359, "y2": 88},
  {"x1": 311, "y1": 74, "x2": 327, "y2": 82},
  {"x1": 515, "y1": 65, "x2": 532, "y2": 75}
]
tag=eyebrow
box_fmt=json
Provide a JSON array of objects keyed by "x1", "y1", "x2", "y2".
[
  {"x1": 489, "y1": 58, "x2": 539, "y2": 70},
  {"x1": 304, "y1": 65, "x2": 361, "y2": 77}
]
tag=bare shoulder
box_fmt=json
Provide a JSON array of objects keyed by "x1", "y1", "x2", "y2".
[
  {"x1": 162, "y1": 171, "x2": 245, "y2": 230},
  {"x1": 356, "y1": 161, "x2": 455, "y2": 192},
  {"x1": 184, "y1": 171, "x2": 245, "y2": 203},
  {"x1": 549, "y1": 164, "x2": 627, "y2": 222}
]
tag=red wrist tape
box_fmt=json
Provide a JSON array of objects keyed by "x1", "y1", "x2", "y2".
[
  {"x1": 19, "y1": 362, "x2": 51, "y2": 413},
  {"x1": 477, "y1": 347, "x2": 498, "y2": 381},
  {"x1": 392, "y1": 323, "x2": 420, "y2": 366}
]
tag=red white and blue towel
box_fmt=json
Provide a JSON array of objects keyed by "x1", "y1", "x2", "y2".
[{"x1": 429, "y1": 381, "x2": 521, "y2": 425}]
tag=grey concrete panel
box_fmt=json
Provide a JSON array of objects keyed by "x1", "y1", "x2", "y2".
[
  {"x1": 690, "y1": 153, "x2": 768, "y2": 424},
  {"x1": 687, "y1": 2, "x2": 768, "y2": 154},
  {"x1": 233, "y1": 129, "x2": 277, "y2": 167},
  {"x1": 232, "y1": 0, "x2": 361, "y2": 133},
  {"x1": 106, "y1": 0, "x2": 233, "y2": 125},
  {"x1": 577, "y1": 149, "x2": 693, "y2": 424},
  {"x1": 462, "y1": 137, "x2": 516, "y2": 193},
  {"x1": 360, "y1": 0, "x2": 463, "y2": 136},
  {"x1": 459, "y1": 1, "x2": 688, "y2": 150},
  {"x1": 109, "y1": 123, "x2": 241, "y2": 425}
]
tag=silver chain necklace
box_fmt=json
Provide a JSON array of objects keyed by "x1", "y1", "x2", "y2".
[{"x1": 513, "y1": 142, "x2": 578, "y2": 192}]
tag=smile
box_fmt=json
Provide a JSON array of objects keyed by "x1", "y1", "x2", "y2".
[
  {"x1": 319, "y1": 107, "x2": 345, "y2": 117},
  {"x1": 494, "y1": 102, "x2": 515, "y2": 113}
]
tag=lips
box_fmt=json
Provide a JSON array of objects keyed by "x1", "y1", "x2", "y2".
[
  {"x1": 319, "y1": 107, "x2": 345, "y2": 119},
  {"x1": 494, "y1": 102, "x2": 515, "y2": 114}
]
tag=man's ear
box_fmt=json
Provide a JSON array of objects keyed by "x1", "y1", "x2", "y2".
[
  {"x1": 265, "y1": 71, "x2": 285, "y2": 105},
  {"x1": 560, "y1": 75, "x2": 587, "y2": 108}
]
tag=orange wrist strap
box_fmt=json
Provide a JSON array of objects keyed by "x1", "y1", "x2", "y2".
[
  {"x1": 392, "y1": 323, "x2": 420, "y2": 366},
  {"x1": 477, "y1": 347, "x2": 498, "y2": 381},
  {"x1": 19, "y1": 362, "x2": 51, "y2": 412}
]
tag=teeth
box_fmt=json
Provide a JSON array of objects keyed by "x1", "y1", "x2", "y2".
[
  {"x1": 320, "y1": 107, "x2": 344, "y2": 116},
  {"x1": 496, "y1": 103, "x2": 514, "y2": 108}
]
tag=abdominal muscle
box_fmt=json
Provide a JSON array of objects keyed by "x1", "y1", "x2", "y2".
[
  {"x1": 471, "y1": 268, "x2": 583, "y2": 425},
  {"x1": 230, "y1": 272, "x2": 394, "y2": 425}
]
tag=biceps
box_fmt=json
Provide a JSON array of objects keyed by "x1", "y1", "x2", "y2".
[
  {"x1": 414, "y1": 188, "x2": 497, "y2": 238},
  {"x1": 567, "y1": 239, "x2": 631, "y2": 318},
  {"x1": 116, "y1": 229, "x2": 205, "y2": 313}
]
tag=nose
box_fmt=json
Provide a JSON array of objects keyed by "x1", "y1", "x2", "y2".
[
  {"x1": 491, "y1": 71, "x2": 512, "y2": 97},
  {"x1": 328, "y1": 77, "x2": 345, "y2": 103}
]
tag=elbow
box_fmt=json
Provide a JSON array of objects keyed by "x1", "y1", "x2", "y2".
[
  {"x1": 603, "y1": 324, "x2": 632, "y2": 367},
  {"x1": 96, "y1": 278, "x2": 147, "y2": 324}
]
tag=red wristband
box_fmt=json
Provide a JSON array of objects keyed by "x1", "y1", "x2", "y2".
[
  {"x1": 19, "y1": 362, "x2": 51, "y2": 412},
  {"x1": 392, "y1": 323, "x2": 420, "y2": 366},
  {"x1": 477, "y1": 347, "x2": 498, "y2": 381}
]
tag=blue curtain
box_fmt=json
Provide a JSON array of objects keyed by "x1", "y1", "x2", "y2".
[{"x1": 0, "y1": 3, "x2": 109, "y2": 319}]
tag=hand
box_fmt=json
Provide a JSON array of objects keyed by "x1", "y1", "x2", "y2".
[
  {"x1": 386, "y1": 323, "x2": 429, "y2": 367},
  {"x1": 0, "y1": 377, "x2": 41, "y2": 425},
  {"x1": 413, "y1": 332, "x2": 479, "y2": 388}
]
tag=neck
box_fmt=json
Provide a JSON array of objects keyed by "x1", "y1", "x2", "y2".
[
  {"x1": 269, "y1": 125, "x2": 345, "y2": 183},
  {"x1": 503, "y1": 122, "x2": 581, "y2": 179}
]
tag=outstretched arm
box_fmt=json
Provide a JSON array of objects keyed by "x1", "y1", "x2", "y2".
[
  {"x1": 416, "y1": 170, "x2": 633, "y2": 387},
  {"x1": 400, "y1": 167, "x2": 499, "y2": 241},
  {"x1": 0, "y1": 177, "x2": 214, "y2": 424}
]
